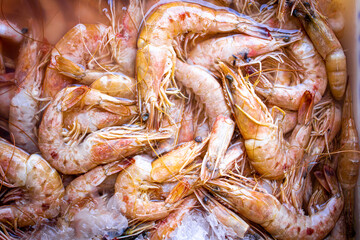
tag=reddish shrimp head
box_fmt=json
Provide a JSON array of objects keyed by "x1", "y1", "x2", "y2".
[
  {"x1": 206, "y1": 165, "x2": 344, "y2": 240},
  {"x1": 0, "y1": 137, "x2": 64, "y2": 228},
  {"x1": 38, "y1": 86, "x2": 169, "y2": 175},
  {"x1": 136, "y1": 1, "x2": 295, "y2": 129},
  {"x1": 220, "y1": 62, "x2": 313, "y2": 179},
  {"x1": 293, "y1": 4, "x2": 347, "y2": 100},
  {"x1": 337, "y1": 86, "x2": 360, "y2": 238},
  {"x1": 9, "y1": 26, "x2": 50, "y2": 153}
]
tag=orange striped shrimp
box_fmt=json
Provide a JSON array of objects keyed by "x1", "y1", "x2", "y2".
[{"x1": 220, "y1": 62, "x2": 313, "y2": 179}]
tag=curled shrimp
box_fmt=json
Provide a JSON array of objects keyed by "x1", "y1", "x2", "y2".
[
  {"x1": 220, "y1": 62, "x2": 313, "y2": 179},
  {"x1": 8, "y1": 26, "x2": 50, "y2": 153},
  {"x1": 206, "y1": 165, "x2": 344, "y2": 240},
  {"x1": 38, "y1": 86, "x2": 169, "y2": 174},
  {"x1": 337, "y1": 86, "x2": 360, "y2": 237},
  {"x1": 293, "y1": 3, "x2": 347, "y2": 100},
  {"x1": 42, "y1": 23, "x2": 110, "y2": 99},
  {"x1": 115, "y1": 155, "x2": 184, "y2": 221},
  {"x1": 200, "y1": 115, "x2": 235, "y2": 182},
  {"x1": 175, "y1": 60, "x2": 231, "y2": 125},
  {"x1": 0, "y1": 137, "x2": 64, "y2": 227},
  {"x1": 254, "y1": 33, "x2": 327, "y2": 110},
  {"x1": 136, "y1": 1, "x2": 291, "y2": 129}
]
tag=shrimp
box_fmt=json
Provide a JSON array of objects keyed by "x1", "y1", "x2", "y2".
[
  {"x1": 337, "y1": 86, "x2": 360, "y2": 238},
  {"x1": 155, "y1": 97, "x2": 185, "y2": 155},
  {"x1": 0, "y1": 137, "x2": 64, "y2": 227},
  {"x1": 175, "y1": 60, "x2": 231, "y2": 125},
  {"x1": 220, "y1": 62, "x2": 313, "y2": 179},
  {"x1": 0, "y1": 20, "x2": 23, "y2": 43},
  {"x1": 214, "y1": 139, "x2": 246, "y2": 179},
  {"x1": 178, "y1": 96, "x2": 195, "y2": 144},
  {"x1": 107, "y1": 0, "x2": 143, "y2": 77},
  {"x1": 293, "y1": 3, "x2": 347, "y2": 100},
  {"x1": 42, "y1": 24, "x2": 110, "y2": 99},
  {"x1": 136, "y1": 1, "x2": 290, "y2": 129},
  {"x1": 8, "y1": 27, "x2": 50, "y2": 153},
  {"x1": 38, "y1": 86, "x2": 169, "y2": 174},
  {"x1": 255, "y1": 33, "x2": 327, "y2": 110},
  {"x1": 187, "y1": 33, "x2": 300, "y2": 73},
  {"x1": 149, "y1": 196, "x2": 198, "y2": 240},
  {"x1": 114, "y1": 155, "x2": 184, "y2": 221},
  {"x1": 151, "y1": 139, "x2": 208, "y2": 183},
  {"x1": 63, "y1": 159, "x2": 134, "y2": 221},
  {"x1": 195, "y1": 188, "x2": 249, "y2": 238},
  {"x1": 206, "y1": 165, "x2": 344, "y2": 240},
  {"x1": 200, "y1": 115, "x2": 235, "y2": 182}
]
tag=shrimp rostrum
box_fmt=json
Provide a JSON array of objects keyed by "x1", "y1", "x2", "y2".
[
  {"x1": 0, "y1": 137, "x2": 64, "y2": 227},
  {"x1": 136, "y1": 0, "x2": 298, "y2": 129}
]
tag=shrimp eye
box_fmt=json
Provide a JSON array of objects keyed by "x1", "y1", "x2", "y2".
[
  {"x1": 246, "y1": 57, "x2": 252, "y2": 63},
  {"x1": 142, "y1": 113, "x2": 149, "y2": 121},
  {"x1": 212, "y1": 186, "x2": 220, "y2": 192},
  {"x1": 195, "y1": 136, "x2": 202, "y2": 143},
  {"x1": 225, "y1": 75, "x2": 233, "y2": 82},
  {"x1": 203, "y1": 196, "x2": 209, "y2": 205},
  {"x1": 21, "y1": 28, "x2": 28, "y2": 34},
  {"x1": 283, "y1": 36, "x2": 291, "y2": 43}
]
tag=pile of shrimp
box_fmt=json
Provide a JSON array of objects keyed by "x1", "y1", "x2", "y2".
[{"x1": 0, "y1": 0, "x2": 358, "y2": 239}]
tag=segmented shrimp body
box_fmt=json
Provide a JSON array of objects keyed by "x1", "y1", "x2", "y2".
[
  {"x1": 221, "y1": 62, "x2": 313, "y2": 179},
  {"x1": 207, "y1": 166, "x2": 343, "y2": 240},
  {"x1": 38, "y1": 86, "x2": 169, "y2": 174},
  {"x1": 136, "y1": 1, "x2": 281, "y2": 129},
  {"x1": 0, "y1": 137, "x2": 64, "y2": 227},
  {"x1": 9, "y1": 27, "x2": 50, "y2": 153},
  {"x1": 175, "y1": 60, "x2": 231, "y2": 125},
  {"x1": 0, "y1": 73, "x2": 16, "y2": 119},
  {"x1": 294, "y1": 4, "x2": 347, "y2": 100},
  {"x1": 42, "y1": 24, "x2": 110, "y2": 99},
  {"x1": 337, "y1": 86, "x2": 360, "y2": 237}
]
